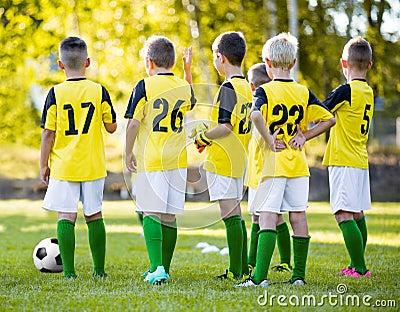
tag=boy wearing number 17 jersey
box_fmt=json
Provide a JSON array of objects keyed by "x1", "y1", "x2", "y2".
[
  {"x1": 322, "y1": 37, "x2": 374, "y2": 278},
  {"x1": 125, "y1": 36, "x2": 195, "y2": 284},
  {"x1": 40, "y1": 37, "x2": 117, "y2": 279}
]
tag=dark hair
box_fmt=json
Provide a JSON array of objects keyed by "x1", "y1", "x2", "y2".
[
  {"x1": 212, "y1": 31, "x2": 246, "y2": 66},
  {"x1": 59, "y1": 37, "x2": 88, "y2": 70}
]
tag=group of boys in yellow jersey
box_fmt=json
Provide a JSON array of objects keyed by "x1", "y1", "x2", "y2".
[{"x1": 40, "y1": 31, "x2": 374, "y2": 286}]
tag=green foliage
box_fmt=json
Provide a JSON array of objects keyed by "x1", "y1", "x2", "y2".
[
  {"x1": 0, "y1": 0, "x2": 399, "y2": 148},
  {"x1": 0, "y1": 200, "x2": 399, "y2": 311}
]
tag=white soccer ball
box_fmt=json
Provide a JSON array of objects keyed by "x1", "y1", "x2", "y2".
[{"x1": 33, "y1": 238, "x2": 63, "y2": 273}]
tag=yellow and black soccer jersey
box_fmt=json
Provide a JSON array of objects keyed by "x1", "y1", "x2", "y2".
[
  {"x1": 244, "y1": 126, "x2": 265, "y2": 189},
  {"x1": 124, "y1": 73, "x2": 196, "y2": 172},
  {"x1": 203, "y1": 76, "x2": 252, "y2": 178},
  {"x1": 322, "y1": 79, "x2": 374, "y2": 169},
  {"x1": 41, "y1": 78, "x2": 116, "y2": 181},
  {"x1": 253, "y1": 79, "x2": 333, "y2": 179}
]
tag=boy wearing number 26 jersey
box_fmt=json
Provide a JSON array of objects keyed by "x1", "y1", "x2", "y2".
[{"x1": 124, "y1": 36, "x2": 195, "y2": 285}]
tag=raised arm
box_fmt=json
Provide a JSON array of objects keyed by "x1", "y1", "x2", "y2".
[{"x1": 182, "y1": 46, "x2": 193, "y2": 85}]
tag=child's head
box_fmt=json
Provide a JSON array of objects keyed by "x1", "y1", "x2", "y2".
[
  {"x1": 262, "y1": 32, "x2": 298, "y2": 72},
  {"x1": 59, "y1": 37, "x2": 88, "y2": 71},
  {"x1": 341, "y1": 36, "x2": 372, "y2": 72},
  {"x1": 141, "y1": 35, "x2": 175, "y2": 72},
  {"x1": 247, "y1": 63, "x2": 271, "y2": 91},
  {"x1": 212, "y1": 31, "x2": 246, "y2": 69}
]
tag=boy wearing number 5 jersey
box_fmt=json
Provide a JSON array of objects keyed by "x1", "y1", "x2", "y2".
[
  {"x1": 236, "y1": 33, "x2": 335, "y2": 288},
  {"x1": 322, "y1": 37, "x2": 374, "y2": 278},
  {"x1": 125, "y1": 36, "x2": 195, "y2": 285},
  {"x1": 40, "y1": 37, "x2": 117, "y2": 279}
]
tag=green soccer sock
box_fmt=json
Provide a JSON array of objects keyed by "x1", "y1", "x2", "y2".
[
  {"x1": 223, "y1": 215, "x2": 243, "y2": 278},
  {"x1": 161, "y1": 219, "x2": 177, "y2": 274},
  {"x1": 143, "y1": 216, "x2": 163, "y2": 272},
  {"x1": 339, "y1": 220, "x2": 367, "y2": 274},
  {"x1": 137, "y1": 212, "x2": 144, "y2": 226},
  {"x1": 57, "y1": 219, "x2": 76, "y2": 278},
  {"x1": 252, "y1": 229, "x2": 277, "y2": 284},
  {"x1": 355, "y1": 216, "x2": 368, "y2": 252},
  {"x1": 248, "y1": 222, "x2": 260, "y2": 267},
  {"x1": 290, "y1": 235, "x2": 310, "y2": 283},
  {"x1": 87, "y1": 218, "x2": 106, "y2": 275},
  {"x1": 276, "y1": 222, "x2": 291, "y2": 267},
  {"x1": 240, "y1": 219, "x2": 249, "y2": 275}
]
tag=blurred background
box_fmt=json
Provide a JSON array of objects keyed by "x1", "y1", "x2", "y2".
[{"x1": 0, "y1": 0, "x2": 399, "y2": 201}]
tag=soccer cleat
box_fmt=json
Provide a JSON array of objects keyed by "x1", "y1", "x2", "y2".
[
  {"x1": 289, "y1": 278, "x2": 307, "y2": 285},
  {"x1": 144, "y1": 266, "x2": 169, "y2": 285},
  {"x1": 339, "y1": 267, "x2": 352, "y2": 275},
  {"x1": 216, "y1": 269, "x2": 236, "y2": 281},
  {"x1": 64, "y1": 274, "x2": 77, "y2": 280},
  {"x1": 93, "y1": 272, "x2": 108, "y2": 279},
  {"x1": 234, "y1": 277, "x2": 268, "y2": 288},
  {"x1": 342, "y1": 268, "x2": 371, "y2": 278},
  {"x1": 271, "y1": 263, "x2": 292, "y2": 272},
  {"x1": 141, "y1": 269, "x2": 151, "y2": 279}
]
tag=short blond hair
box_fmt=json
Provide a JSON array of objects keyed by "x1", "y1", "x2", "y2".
[
  {"x1": 141, "y1": 35, "x2": 175, "y2": 69},
  {"x1": 247, "y1": 63, "x2": 271, "y2": 88},
  {"x1": 342, "y1": 36, "x2": 372, "y2": 71},
  {"x1": 59, "y1": 37, "x2": 88, "y2": 70},
  {"x1": 262, "y1": 32, "x2": 298, "y2": 71}
]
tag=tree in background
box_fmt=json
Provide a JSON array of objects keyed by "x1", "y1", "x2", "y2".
[{"x1": 0, "y1": 0, "x2": 399, "y2": 148}]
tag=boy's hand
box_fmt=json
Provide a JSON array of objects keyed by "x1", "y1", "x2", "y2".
[
  {"x1": 40, "y1": 166, "x2": 50, "y2": 186},
  {"x1": 288, "y1": 124, "x2": 306, "y2": 151},
  {"x1": 189, "y1": 122, "x2": 208, "y2": 139},
  {"x1": 126, "y1": 152, "x2": 137, "y2": 173},
  {"x1": 182, "y1": 46, "x2": 192, "y2": 71},
  {"x1": 268, "y1": 128, "x2": 286, "y2": 152}
]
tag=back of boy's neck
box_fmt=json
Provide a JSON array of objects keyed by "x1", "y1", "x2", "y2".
[
  {"x1": 65, "y1": 69, "x2": 86, "y2": 79},
  {"x1": 347, "y1": 71, "x2": 367, "y2": 81},
  {"x1": 151, "y1": 67, "x2": 172, "y2": 75},
  {"x1": 224, "y1": 68, "x2": 243, "y2": 80}
]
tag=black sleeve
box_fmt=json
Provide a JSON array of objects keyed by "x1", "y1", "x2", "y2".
[
  {"x1": 102, "y1": 86, "x2": 117, "y2": 123},
  {"x1": 252, "y1": 87, "x2": 268, "y2": 111},
  {"x1": 40, "y1": 87, "x2": 56, "y2": 129},
  {"x1": 323, "y1": 84, "x2": 351, "y2": 110},
  {"x1": 124, "y1": 79, "x2": 147, "y2": 119},
  {"x1": 189, "y1": 85, "x2": 197, "y2": 110},
  {"x1": 217, "y1": 82, "x2": 237, "y2": 124}
]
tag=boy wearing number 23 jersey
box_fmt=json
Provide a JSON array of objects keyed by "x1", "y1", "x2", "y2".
[
  {"x1": 236, "y1": 33, "x2": 335, "y2": 288},
  {"x1": 192, "y1": 32, "x2": 252, "y2": 281},
  {"x1": 125, "y1": 36, "x2": 195, "y2": 285}
]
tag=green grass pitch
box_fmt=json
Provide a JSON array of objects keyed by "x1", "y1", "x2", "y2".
[{"x1": 0, "y1": 200, "x2": 398, "y2": 311}]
